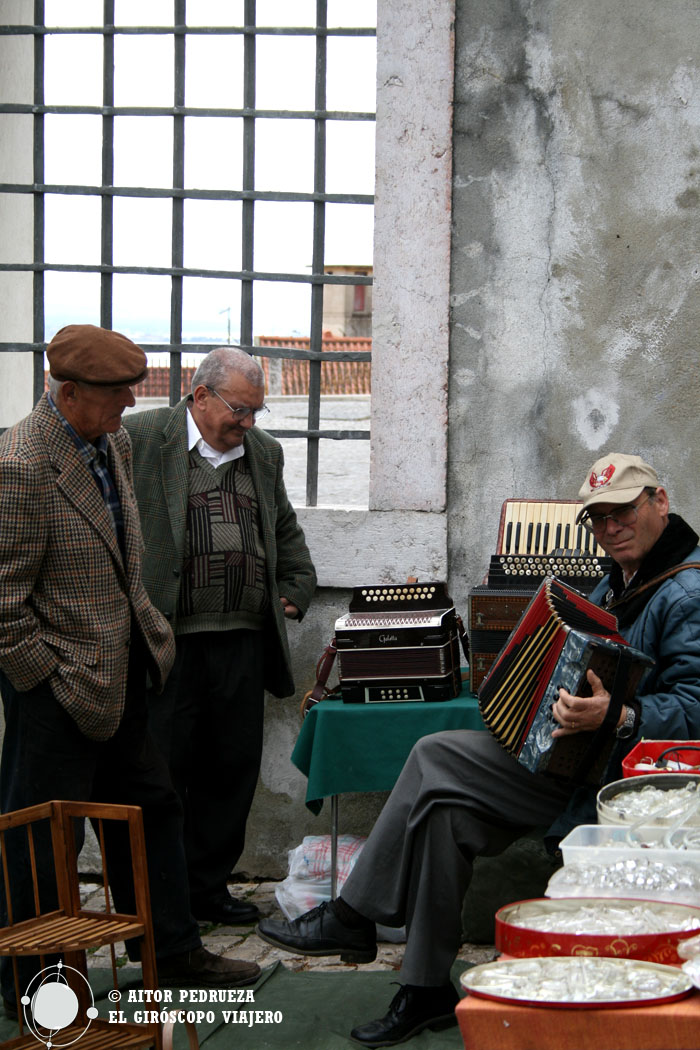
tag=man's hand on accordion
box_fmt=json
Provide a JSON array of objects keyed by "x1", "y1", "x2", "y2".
[{"x1": 551, "y1": 669, "x2": 612, "y2": 736}]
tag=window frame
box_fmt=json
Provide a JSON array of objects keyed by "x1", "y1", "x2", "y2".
[
  {"x1": 0, "y1": 0, "x2": 375, "y2": 507},
  {"x1": 0, "y1": 0, "x2": 455, "y2": 587}
]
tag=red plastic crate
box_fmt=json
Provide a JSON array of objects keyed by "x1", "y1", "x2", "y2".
[{"x1": 622, "y1": 740, "x2": 700, "y2": 777}]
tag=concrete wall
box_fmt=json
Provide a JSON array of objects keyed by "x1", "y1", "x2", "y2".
[
  {"x1": 265, "y1": 0, "x2": 700, "y2": 878},
  {"x1": 449, "y1": 0, "x2": 700, "y2": 610}
]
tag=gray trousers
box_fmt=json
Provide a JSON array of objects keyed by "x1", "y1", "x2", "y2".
[{"x1": 341, "y1": 730, "x2": 574, "y2": 986}]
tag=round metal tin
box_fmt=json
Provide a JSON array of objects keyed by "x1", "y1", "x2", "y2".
[
  {"x1": 460, "y1": 956, "x2": 694, "y2": 1009},
  {"x1": 495, "y1": 897, "x2": 700, "y2": 965},
  {"x1": 597, "y1": 773, "x2": 700, "y2": 826}
]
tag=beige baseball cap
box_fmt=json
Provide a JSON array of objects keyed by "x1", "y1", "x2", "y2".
[{"x1": 576, "y1": 453, "x2": 659, "y2": 523}]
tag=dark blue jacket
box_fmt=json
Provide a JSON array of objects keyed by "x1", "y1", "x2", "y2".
[
  {"x1": 589, "y1": 546, "x2": 700, "y2": 744},
  {"x1": 547, "y1": 515, "x2": 700, "y2": 845}
]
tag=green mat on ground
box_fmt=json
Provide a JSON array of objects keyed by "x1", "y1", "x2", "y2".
[{"x1": 0, "y1": 961, "x2": 472, "y2": 1049}]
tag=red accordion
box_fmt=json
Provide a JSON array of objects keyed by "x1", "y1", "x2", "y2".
[{"x1": 477, "y1": 578, "x2": 654, "y2": 784}]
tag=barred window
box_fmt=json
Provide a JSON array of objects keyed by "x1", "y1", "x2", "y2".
[{"x1": 0, "y1": 0, "x2": 376, "y2": 507}]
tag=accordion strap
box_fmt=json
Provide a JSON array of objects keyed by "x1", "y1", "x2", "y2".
[
  {"x1": 299, "y1": 638, "x2": 338, "y2": 718},
  {"x1": 605, "y1": 562, "x2": 700, "y2": 610},
  {"x1": 573, "y1": 645, "x2": 638, "y2": 783}
]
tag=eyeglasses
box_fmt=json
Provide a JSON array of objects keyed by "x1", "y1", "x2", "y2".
[
  {"x1": 207, "y1": 386, "x2": 270, "y2": 423},
  {"x1": 581, "y1": 493, "x2": 655, "y2": 534}
]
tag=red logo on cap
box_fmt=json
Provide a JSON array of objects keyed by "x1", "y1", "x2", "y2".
[{"x1": 590, "y1": 464, "x2": 615, "y2": 489}]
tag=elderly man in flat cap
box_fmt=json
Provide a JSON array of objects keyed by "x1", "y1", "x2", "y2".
[
  {"x1": 0, "y1": 325, "x2": 260, "y2": 1012},
  {"x1": 258, "y1": 453, "x2": 700, "y2": 1048}
]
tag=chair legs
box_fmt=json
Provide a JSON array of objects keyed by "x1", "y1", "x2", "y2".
[{"x1": 162, "y1": 1017, "x2": 200, "y2": 1050}]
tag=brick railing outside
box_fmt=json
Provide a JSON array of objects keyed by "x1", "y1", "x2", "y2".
[{"x1": 45, "y1": 335, "x2": 371, "y2": 400}]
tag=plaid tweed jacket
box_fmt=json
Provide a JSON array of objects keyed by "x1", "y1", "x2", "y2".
[
  {"x1": 124, "y1": 397, "x2": 317, "y2": 698},
  {"x1": 0, "y1": 395, "x2": 175, "y2": 741}
]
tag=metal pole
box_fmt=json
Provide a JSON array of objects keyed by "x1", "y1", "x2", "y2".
[{"x1": 330, "y1": 794, "x2": 338, "y2": 899}]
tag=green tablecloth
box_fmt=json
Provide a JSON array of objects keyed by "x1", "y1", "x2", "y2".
[{"x1": 292, "y1": 688, "x2": 484, "y2": 813}]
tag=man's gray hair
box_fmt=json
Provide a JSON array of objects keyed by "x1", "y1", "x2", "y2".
[
  {"x1": 191, "y1": 347, "x2": 264, "y2": 393},
  {"x1": 47, "y1": 375, "x2": 64, "y2": 400}
]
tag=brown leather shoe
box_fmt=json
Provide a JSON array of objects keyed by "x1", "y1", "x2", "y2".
[{"x1": 158, "y1": 946, "x2": 260, "y2": 987}]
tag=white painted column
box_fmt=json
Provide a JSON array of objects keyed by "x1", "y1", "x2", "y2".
[
  {"x1": 0, "y1": 0, "x2": 36, "y2": 426},
  {"x1": 298, "y1": 0, "x2": 456, "y2": 583},
  {"x1": 370, "y1": 0, "x2": 455, "y2": 512}
]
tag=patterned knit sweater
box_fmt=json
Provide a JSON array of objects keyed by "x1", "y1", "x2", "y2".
[{"x1": 177, "y1": 449, "x2": 269, "y2": 635}]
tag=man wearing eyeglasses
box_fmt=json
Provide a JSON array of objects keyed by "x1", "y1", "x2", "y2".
[
  {"x1": 257, "y1": 452, "x2": 700, "y2": 1048},
  {"x1": 124, "y1": 346, "x2": 316, "y2": 927},
  {"x1": 550, "y1": 454, "x2": 694, "y2": 742}
]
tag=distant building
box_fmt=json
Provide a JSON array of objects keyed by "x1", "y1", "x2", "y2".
[
  {"x1": 322, "y1": 265, "x2": 373, "y2": 337},
  {"x1": 100, "y1": 264, "x2": 373, "y2": 401},
  {"x1": 45, "y1": 331, "x2": 371, "y2": 402}
]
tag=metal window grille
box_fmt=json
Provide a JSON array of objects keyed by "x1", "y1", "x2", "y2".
[{"x1": 0, "y1": 0, "x2": 375, "y2": 506}]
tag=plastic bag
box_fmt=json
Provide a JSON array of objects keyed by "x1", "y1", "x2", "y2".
[
  {"x1": 275, "y1": 834, "x2": 365, "y2": 917},
  {"x1": 275, "y1": 834, "x2": 405, "y2": 942}
]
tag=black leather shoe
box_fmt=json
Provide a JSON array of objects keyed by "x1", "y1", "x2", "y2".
[
  {"x1": 350, "y1": 983, "x2": 459, "y2": 1047},
  {"x1": 257, "y1": 901, "x2": 377, "y2": 963},
  {"x1": 191, "y1": 892, "x2": 260, "y2": 925},
  {"x1": 158, "y1": 946, "x2": 261, "y2": 988}
]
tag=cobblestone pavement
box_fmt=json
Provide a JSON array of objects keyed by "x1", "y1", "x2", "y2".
[{"x1": 84, "y1": 878, "x2": 498, "y2": 975}]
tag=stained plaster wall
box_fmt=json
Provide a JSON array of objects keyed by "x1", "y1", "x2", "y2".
[{"x1": 449, "y1": 0, "x2": 700, "y2": 607}]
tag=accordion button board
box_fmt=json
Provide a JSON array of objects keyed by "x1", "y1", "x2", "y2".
[
  {"x1": 335, "y1": 582, "x2": 462, "y2": 702},
  {"x1": 468, "y1": 499, "x2": 614, "y2": 692}
]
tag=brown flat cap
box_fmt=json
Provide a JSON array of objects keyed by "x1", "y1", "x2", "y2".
[{"x1": 47, "y1": 324, "x2": 148, "y2": 385}]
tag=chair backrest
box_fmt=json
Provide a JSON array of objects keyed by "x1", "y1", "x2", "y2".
[
  {"x1": 0, "y1": 801, "x2": 63, "y2": 930},
  {"x1": 0, "y1": 800, "x2": 161, "y2": 1047}
]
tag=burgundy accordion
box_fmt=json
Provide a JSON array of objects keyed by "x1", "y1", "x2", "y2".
[{"x1": 477, "y1": 578, "x2": 654, "y2": 784}]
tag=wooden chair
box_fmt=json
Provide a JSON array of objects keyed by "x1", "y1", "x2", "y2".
[{"x1": 0, "y1": 799, "x2": 166, "y2": 1049}]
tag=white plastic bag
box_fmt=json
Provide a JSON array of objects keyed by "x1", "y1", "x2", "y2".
[
  {"x1": 275, "y1": 834, "x2": 366, "y2": 917},
  {"x1": 275, "y1": 834, "x2": 405, "y2": 942}
]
